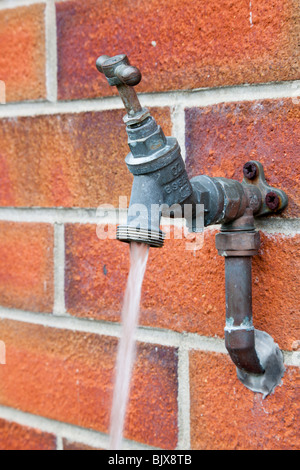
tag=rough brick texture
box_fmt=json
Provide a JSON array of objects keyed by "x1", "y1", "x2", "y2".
[
  {"x1": 56, "y1": 0, "x2": 299, "y2": 100},
  {"x1": 0, "y1": 5, "x2": 46, "y2": 102},
  {"x1": 0, "y1": 320, "x2": 178, "y2": 449},
  {"x1": 0, "y1": 418, "x2": 56, "y2": 450},
  {"x1": 0, "y1": 0, "x2": 298, "y2": 452},
  {"x1": 0, "y1": 222, "x2": 53, "y2": 313},
  {"x1": 65, "y1": 225, "x2": 300, "y2": 351},
  {"x1": 186, "y1": 98, "x2": 300, "y2": 218},
  {"x1": 190, "y1": 351, "x2": 300, "y2": 450},
  {"x1": 63, "y1": 439, "x2": 102, "y2": 450},
  {"x1": 0, "y1": 108, "x2": 171, "y2": 208}
]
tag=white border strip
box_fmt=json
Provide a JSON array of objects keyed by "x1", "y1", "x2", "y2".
[{"x1": 0, "y1": 80, "x2": 299, "y2": 118}]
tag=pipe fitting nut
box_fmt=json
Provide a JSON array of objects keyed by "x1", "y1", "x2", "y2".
[{"x1": 216, "y1": 231, "x2": 260, "y2": 257}]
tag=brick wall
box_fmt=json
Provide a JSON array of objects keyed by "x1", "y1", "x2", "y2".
[{"x1": 0, "y1": 0, "x2": 299, "y2": 450}]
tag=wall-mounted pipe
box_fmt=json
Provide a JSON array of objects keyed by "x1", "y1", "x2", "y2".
[
  {"x1": 96, "y1": 53, "x2": 288, "y2": 397},
  {"x1": 224, "y1": 256, "x2": 264, "y2": 375},
  {"x1": 216, "y1": 213, "x2": 285, "y2": 397}
]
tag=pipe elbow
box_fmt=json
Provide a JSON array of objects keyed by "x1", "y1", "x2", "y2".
[
  {"x1": 235, "y1": 330, "x2": 285, "y2": 398},
  {"x1": 225, "y1": 327, "x2": 264, "y2": 375}
]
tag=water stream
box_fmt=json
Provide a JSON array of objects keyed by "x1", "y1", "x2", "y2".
[{"x1": 109, "y1": 241, "x2": 150, "y2": 450}]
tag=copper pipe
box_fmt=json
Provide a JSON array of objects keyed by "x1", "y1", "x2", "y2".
[
  {"x1": 224, "y1": 256, "x2": 264, "y2": 375},
  {"x1": 216, "y1": 215, "x2": 285, "y2": 396}
]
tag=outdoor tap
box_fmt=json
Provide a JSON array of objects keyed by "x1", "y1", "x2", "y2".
[
  {"x1": 96, "y1": 53, "x2": 289, "y2": 397},
  {"x1": 96, "y1": 54, "x2": 197, "y2": 247},
  {"x1": 96, "y1": 54, "x2": 263, "y2": 247}
]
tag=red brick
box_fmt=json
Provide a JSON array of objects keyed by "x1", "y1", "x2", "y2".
[
  {"x1": 0, "y1": 108, "x2": 171, "y2": 208},
  {"x1": 0, "y1": 418, "x2": 56, "y2": 450},
  {"x1": 65, "y1": 224, "x2": 225, "y2": 333},
  {"x1": 63, "y1": 439, "x2": 102, "y2": 450},
  {"x1": 56, "y1": 0, "x2": 299, "y2": 100},
  {"x1": 65, "y1": 224, "x2": 131, "y2": 323},
  {"x1": 190, "y1": 350, "x2": 299, "y2": 450},
  {"x1": 0, "y1": 222, "x2": 53, "y2": 313},
  {"x1": 65, "y1": 224, "x2": 300, "y2": 351},
  {"x1": 0, "y1": 320, "x2": 178, "y2": 449},
  {"x1": 252, "y1": 232, "x2": 300, "y2": 351},
  {"x1": 0, "y1": 5, "x2": 46, "y2": 102},
  {"x1": 185, "y1": 98, "x2": 300, "y2": 218}
]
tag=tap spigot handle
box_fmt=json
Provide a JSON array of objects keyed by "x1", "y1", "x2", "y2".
[
  {"x1": 96, "y1": 54, "x2": 142, "y2": 86},
  {"x1": 96, "y1": 54, "x2": 147, "y2": 122}
]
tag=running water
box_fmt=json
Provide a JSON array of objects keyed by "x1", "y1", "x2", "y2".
[{"x1": 109, "y1": 241, "x2": 150, "y2": 450}]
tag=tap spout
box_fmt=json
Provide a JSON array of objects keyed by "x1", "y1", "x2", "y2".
[{"x1": 117, "y1": 115, "x2": 197, "y2": 247}]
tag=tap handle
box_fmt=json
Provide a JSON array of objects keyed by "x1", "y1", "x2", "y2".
[
  {"x1": 96, "y1": 54, "x2": 149, "y2": 124},
  {"x1": 96, "y1": 54, "x2": 142, "y2": 87}
]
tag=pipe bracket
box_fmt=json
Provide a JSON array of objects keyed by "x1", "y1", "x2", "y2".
[{"x1": 242, "y1": 160, "x2": 288, "y2": 216}]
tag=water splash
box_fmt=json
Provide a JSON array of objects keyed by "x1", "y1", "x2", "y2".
[{"x1": 109, "y1": 242, "x2": 149, "y2": 450}]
